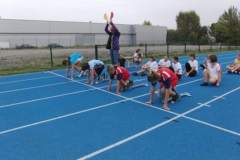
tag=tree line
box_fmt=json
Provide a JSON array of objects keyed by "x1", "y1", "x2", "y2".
[{"x1": 144, "y1": 6, "x2": 240, "y2": 45}]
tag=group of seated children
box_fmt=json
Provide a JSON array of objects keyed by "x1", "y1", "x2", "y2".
[{"x1": 227, "y1": 54, "x2": 240, "y2": 74}]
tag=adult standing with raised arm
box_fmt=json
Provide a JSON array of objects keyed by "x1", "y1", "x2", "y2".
[{"x1": 104, "y1": 12, "x2": 121, "y2": 65}]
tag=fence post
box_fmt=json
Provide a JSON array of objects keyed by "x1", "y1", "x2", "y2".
[
  {"x1": 49, "y1": 47, "x2": 54, "y2": 67},
  {"x1": 144, "y1": 44, "x2": 148, "y2": 58},
  {"x1": 167, "y1": 43, "x2": 170, "y2": 57},
  {"x1": 210, "y1": 42, "x2": 213, "y2": 51},
  {"x1": 219, "y1": 43, "x2": 222, "y2": 51},
  {"x1": 184, "y1": 43, "x2": 187, "y2": 54},
  {"x1": 95, "y1": 45, "x2": 98, "y2": 60},
  {"x1": 198, "y1": 43, "x2": 201, "y2": 52}
]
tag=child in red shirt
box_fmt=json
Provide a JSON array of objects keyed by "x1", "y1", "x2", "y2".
[
  {"x1": 147, "y1": 67, "x2": 179, "y2": 110},
  {"x1": 107, "y1": 65, "x2": 133, "y2": 95}
]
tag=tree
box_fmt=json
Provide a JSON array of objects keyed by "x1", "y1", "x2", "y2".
[
  {"x1": 167, "y1": 29, "x2": 180, "y2": 43},
  {"x1": 176, "y1": 11, "x2": 201, "y2": 43},
  {"x1": 211, "y1": 6, "x2": 240, "y2": 44},
  {"x1": 143, "y1": 20, "x2": 152, "y2": 26}
]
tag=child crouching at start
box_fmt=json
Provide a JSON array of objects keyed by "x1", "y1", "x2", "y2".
[
  {"x1": 146, "y1": 67, "x2": 179, "y2": 110},
  {"x1": 107, "y1": 65, "x2": 133, "y2": 95},
  {"x1": 81, "y1": 59, "x2": 105, "y2": 85}
]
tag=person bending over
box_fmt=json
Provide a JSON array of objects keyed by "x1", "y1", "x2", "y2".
[
  {"x1": 107, "y1": 65, "x2": 133, "y2": 95},
  {"x1": 146, "y1": 67, "x2": 179, "y2": 110}
]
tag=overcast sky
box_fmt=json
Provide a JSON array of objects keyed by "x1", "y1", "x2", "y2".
[{"x1": 1, "y1": 0, "x2": 239, "y2": 29}]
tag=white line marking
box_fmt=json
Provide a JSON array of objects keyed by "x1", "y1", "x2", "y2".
[
  {"x1": 0, "y1": 81, "x2": 71, "y2": 94},
  {"x1": 197, "y1": 103, "x2": 211, "y2": 107},
  {"x1": 0, "y1": 78, "x2": 145, "y2": 109},
  {"x1": 0, "y1": 89, "x2": 96, "y2": 109},
  {"x1": 213, "y1": 96, "x2": 225, "y2": 100},
  {"x1": 0, "y1": 92, "x2": 149, "y2": 135},
  {"x1": 0, "y1": 76, "x2": 56, "y2": 85},
  {"x1": 77, "y1": 85, "x2": 240, "y2": 160}
]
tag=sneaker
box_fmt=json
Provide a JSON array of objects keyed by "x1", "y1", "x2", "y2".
[
  {"x1": 200, "y1": 82, "x2": 209, "y2": 86},
  {"x1": 132, "y1": 72, "x2": 138, "y2": 76},
  {"x1": 172, "y1": 93, "x2": 180, "y2": 103}
]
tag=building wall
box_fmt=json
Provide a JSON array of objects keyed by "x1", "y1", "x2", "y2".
[{"x1": 0, "y1": 19, "x2": 167, "y2": 48}]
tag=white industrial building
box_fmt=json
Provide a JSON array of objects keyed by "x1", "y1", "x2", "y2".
[{"x1": 0, "y1": 19, "x2": 167, "y2": 48}]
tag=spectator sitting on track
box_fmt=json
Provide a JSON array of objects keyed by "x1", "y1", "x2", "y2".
[
  {"x1": 146, "y1": 67, "x2": 179, "y2": 111},
  {"x1": 132, "y1": 56, "x2": 158, "y2": 76},
  {"x1": 172, "y1": 56, "x2": 183, "y2": 80},
  {"x1": 62, "y1": 52, "x2": 84, "y2": 79},
  {"x1": 133, "y1": 48, "x2": 143, "y2": 70},
  {"x1": 158, "y1": 56, "x2": 171, "y2": 68},
  {"x1": 185, "y1": 54, "x2": 198, "y2": 77},
  {"x1": 227, "y1": 53, "x2": 240, "y2": 74},
  {"x1": 80, "y1": 59, "x2": 105, "y2": 85},
  {"x1": 201, "y1": 54, "x2": 222, "y2": 87},
  {"x1": 107, "y1": 65, "x2": 133, "y2": 95}
]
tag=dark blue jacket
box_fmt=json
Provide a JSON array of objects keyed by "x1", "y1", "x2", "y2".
[{"x1": 105, "y1": 22, "x2": 120, "y2": 50}]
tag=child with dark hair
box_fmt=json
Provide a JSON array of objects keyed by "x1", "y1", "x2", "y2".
[
  {"x1": 107, "y1": 65, "x2": 133, "y2": 95},
  {"x1": 133, "y1": 48, "x2": 143, "y2": 70},
  {"x1": 201, "y1": 54, "x2": 222, "y2": 86},
  {"x1": 185, "y1": 54, "x2": 198, "y2": 77},
  {"x1": 172, "y1": 56, "x2": 183, "y2": 80},
  {"x1": 133, "y1": 56, "x2": 158, "y2": 76},
  {"x1": 81, "y1": 59, "x2": 105, "y2": 85}
]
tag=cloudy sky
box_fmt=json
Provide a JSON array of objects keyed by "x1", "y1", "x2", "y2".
[{"x1": 1, "y1": 0, "x2": 239, "y2": 29}]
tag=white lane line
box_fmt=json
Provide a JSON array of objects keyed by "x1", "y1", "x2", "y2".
[
  {"x1": 0, "y1": 93, "x2": 149, "y2": 135},
  {"x1": 197, "y1": 103, "x2": 211, "y2": 107},
  {"x1": 0, "y1": 76, "x2": 56, "y2": 85},
  {"x1": 0, "y1": 81, "x2": 72, "y2": 94},
  {"x1": 213, "y1": 96, "x2": 225, "y2": 100},
  {"x1": 77, "y1": 85, "x2": 240, "y2": 160},
  {"x1": 0, "y1": 89, "x2": 95, "y2": 109},
  {"x1": 0, "y1": 78, "x2": 145, "y2": 109}
]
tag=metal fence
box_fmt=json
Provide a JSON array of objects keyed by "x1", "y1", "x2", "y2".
[{"x1": 0, "y1": 43, "x2": 239, "y2": 74}]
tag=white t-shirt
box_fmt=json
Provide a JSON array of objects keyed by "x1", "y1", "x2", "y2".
[
  {"x1": 159, "y1": 59, "x2": 171, "y2": 67},
  {"x1": 207, "y1": 63, "x2": 221, "y2": 80},
  {"x1": 88, "y1": 59, "x2": 104, "y2": 69},
  {"x1": 172, "y1": 62, "x2": 183, "y2": 75},
  {"x1": 188, "y1": 60, "x2": 199, "y2": 72},
  {"x1": 145, "y1": 61, "x2": 158, "y2": 71}
]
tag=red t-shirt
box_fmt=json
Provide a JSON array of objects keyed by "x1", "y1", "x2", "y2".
[
  {"x1": 115, "y1": 66, "x2": 130, "y2": 81},
  {"x1": 158, "y1": 67, "x2": 178, "y2": 89}
]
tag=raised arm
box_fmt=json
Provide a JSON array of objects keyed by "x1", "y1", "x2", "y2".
[
  {"x1": 109, "y1": 22, "x2": 120, "y2": 35},
  {"x1": 105, "y1": 23, "x2": 111, "y2": 35}
]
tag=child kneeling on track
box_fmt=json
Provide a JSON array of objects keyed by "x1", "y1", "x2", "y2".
[
  {"x1": 172, "y1": 56, "x2": 183, "y2": 80},
  {"x1": 132, "y1": 56, "x2": 158, "y2": 76},
  {"x1": 62, "y1": 52, "x2": 84, "y2": 79},
  {"x1": 107, "y1": 65, "x2": 133, "y2": 95},
  {"x1": 81, "y1": 59, "x2": 105, "y2": 85},
  {"x1": 146, "y1": 67, "x2": 179, "y2": 111},
  {"x1": 201, "y1": 54, "x2": 222, "y2": 87},
  {"x1": 185, "y1": 54, "x2": 198, "y2": 77},
  {"x1": 227, "y1": 54, "x2": 240, "y2": 74}
]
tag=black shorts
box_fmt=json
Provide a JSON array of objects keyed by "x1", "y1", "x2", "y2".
[{"x1": 94, "y1": 64, "x2": 104, "y2": 76}]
